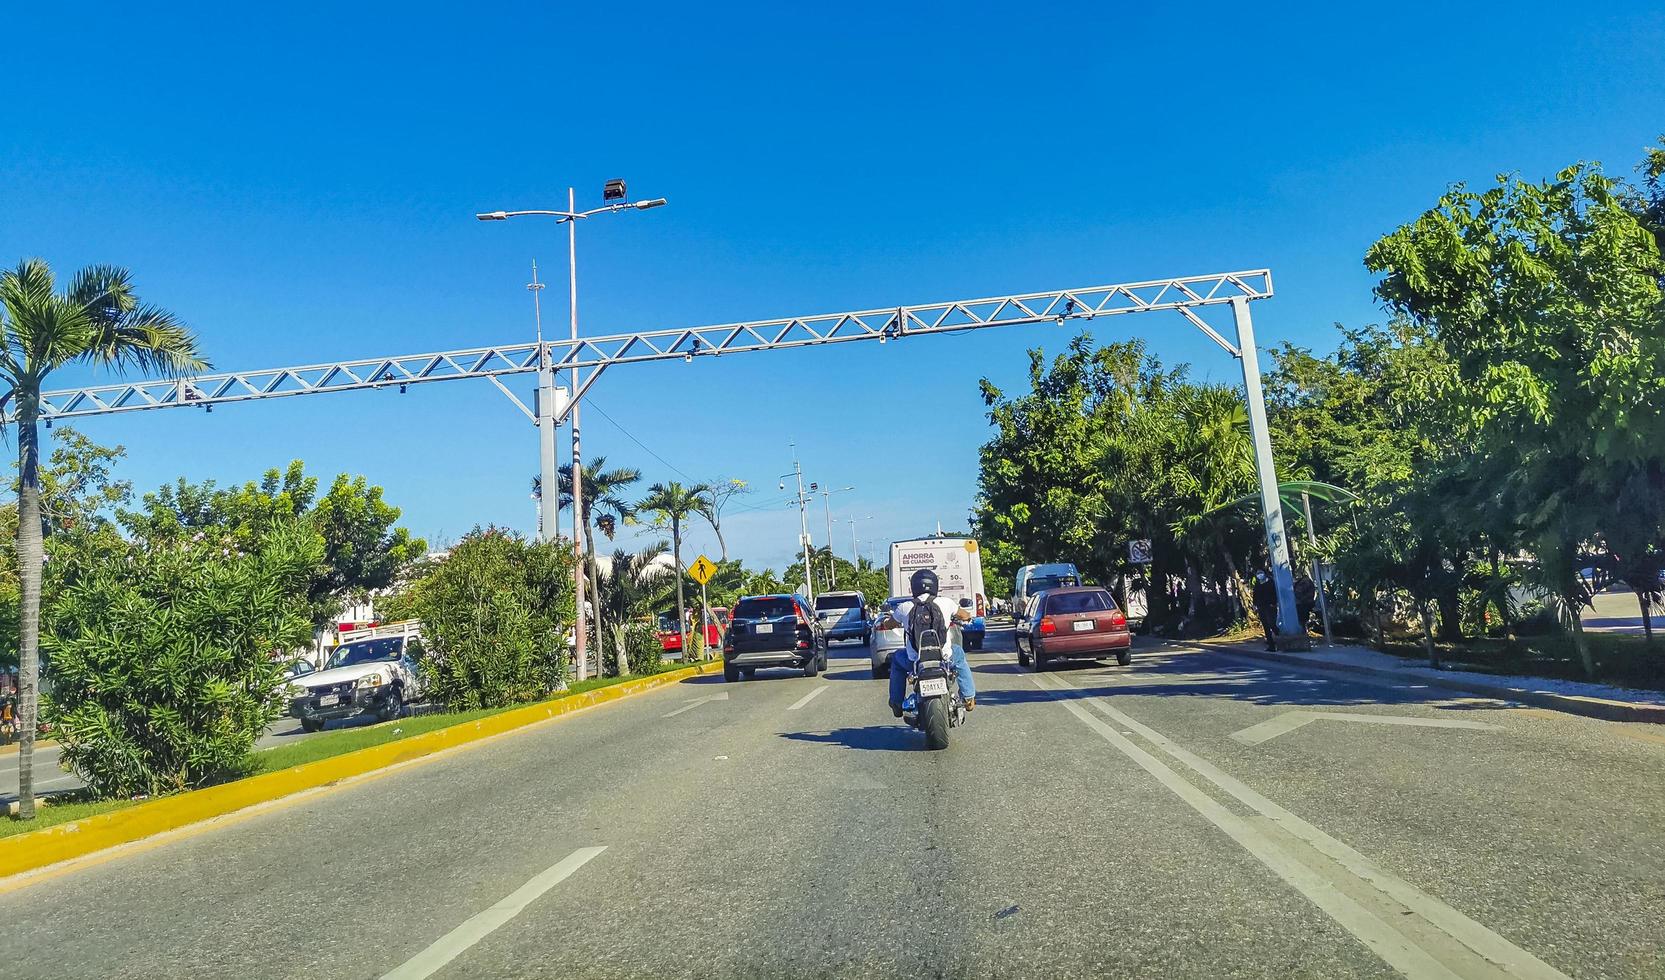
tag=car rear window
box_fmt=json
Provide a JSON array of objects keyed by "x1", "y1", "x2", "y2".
[
  {"x1": 734, "y1": 597, "x2": 797, "y2": 619},
  {"x1": 1045, "y1": 590, "x2": 1113, "y2": 614},
  {"x1": 1026, "y1": 574, "x2": 1079, "y2": 596},
  {"x1": 815, "y1": 595, "x2": 861, "y2": 611}
]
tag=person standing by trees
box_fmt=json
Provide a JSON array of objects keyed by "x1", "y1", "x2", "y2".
[{"x1": 1252, "y1": 571, "x2": 1279, "y2": 651}]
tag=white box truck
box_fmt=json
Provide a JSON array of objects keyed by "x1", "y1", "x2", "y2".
[{"x1": 888, "y1": 537, "x2": 987, "y2": 617}]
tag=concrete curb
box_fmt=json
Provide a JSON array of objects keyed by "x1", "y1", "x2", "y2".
[
  {"x1": 1186, "y1": 640, "x2": 1665, "y2": 725},
  {"x1": 0, "y1": 660, "x2": 726, "y2": 880}
]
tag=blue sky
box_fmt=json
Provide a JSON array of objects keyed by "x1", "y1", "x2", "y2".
[{"x1": 4, "y1": 2, "x2": 1662, "y2": 570}]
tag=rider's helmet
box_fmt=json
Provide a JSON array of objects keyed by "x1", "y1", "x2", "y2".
[{"x1": 909, "y1": 567, "x2": 940, "y2": 600}]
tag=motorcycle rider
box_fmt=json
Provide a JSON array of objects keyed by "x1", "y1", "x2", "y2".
[{"x1": 889, "y1": 567, "x2": 977, "y2": 717}]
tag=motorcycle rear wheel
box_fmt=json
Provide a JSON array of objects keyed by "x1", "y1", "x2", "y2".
[{"x1": 919, "y1": 697, "x2": 950, "y2": 750}]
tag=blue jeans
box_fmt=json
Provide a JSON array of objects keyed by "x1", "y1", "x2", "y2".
[{"x1": 889, "y1": 643, "x2": 976, "y2": 708}]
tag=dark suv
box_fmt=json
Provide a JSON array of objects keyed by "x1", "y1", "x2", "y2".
[{"x1": 723, "y1": 593, "x2": 828, "y2": 682}]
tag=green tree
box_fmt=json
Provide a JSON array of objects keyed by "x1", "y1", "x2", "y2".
[
  {"x1": 1366, "y1": 160, "x2": 1665, "y2": 672},
  {"x1": 399, "y1": 527, "x2": 575, "y2": 710},
  {"x1": 0, "y1": 427, "x2": 133, "y2": 669},
  {"x1": 637, "y1": 481, "x2": 713, "y2": 654},
  {"x1": 0, "y1": 259, "x2": 206, "y2": 819},
  {"x1": 593, "y1": 541, "x2": 674, "y2": 674},
  {"x1": 698, "y1": 479, "x2": 750, "y2": 562},
  {"x1": 43, "y1": 516, "x2": 320, "y2": 798},
  {"x1": 123, "y1": 461, "x2": 424, "y2": 630},
  {"x1": 557, "y1": 456, "x2": 641, "y2": 676}
]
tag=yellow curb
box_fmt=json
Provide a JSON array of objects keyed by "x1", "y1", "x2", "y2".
[{"x1": 0, "y1": 659, "x2": 726, "y2": 881}]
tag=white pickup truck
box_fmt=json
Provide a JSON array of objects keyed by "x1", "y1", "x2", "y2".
[{"x1": 286, "y1": 624, "x2": 425, "y2": 733}]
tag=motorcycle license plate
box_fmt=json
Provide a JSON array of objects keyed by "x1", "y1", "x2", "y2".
[
  {"x1": 917, "y1": 677, "x2": 948, "y2": 698},
  {"x1": 318, "y1": 695, "x2": 340, "y2": 707},
  {"x1": 755, "y1": 623, "x2": 774, "y2": 634},
  {"x1": 1072, "y1": 620, "x2": 1094, "y2": 632}
]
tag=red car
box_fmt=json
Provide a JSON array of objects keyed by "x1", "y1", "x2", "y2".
[
  {"x1": 1014, "y1": 585, "x2": 1132, "y2": 671},
  {"x1": 657, "y1": 609, "x2": 731, "y2": 656}
]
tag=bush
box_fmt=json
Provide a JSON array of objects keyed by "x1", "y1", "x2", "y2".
[
  {"x1": 604, "y1": 620, "x2": 662, "y2": 676},
  {"x1": 399, "y1": 527, "x2": 575, "y2": 710},
  {"x1": 43, "y1": 521, "x2": 321, "y2": 798}
]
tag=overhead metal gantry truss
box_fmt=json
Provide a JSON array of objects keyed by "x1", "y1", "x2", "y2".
[{"x1": 23, "y1": 269, "x2": 1272, "y2": 423}]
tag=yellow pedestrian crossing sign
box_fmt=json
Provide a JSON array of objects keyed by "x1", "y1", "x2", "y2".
[{"x1": 689, "y1": 554, "x2": 718, "y2": 585}]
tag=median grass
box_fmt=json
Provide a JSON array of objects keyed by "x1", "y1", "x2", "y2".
[
  {"x1": 1377, "y1": 631, "x2": 1665, "y2": 691},
  {"x1": 3, "y1": 662, "x2": 697, "y2": 841}
]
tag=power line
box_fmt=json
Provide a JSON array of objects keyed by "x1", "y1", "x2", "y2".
[{"x1": 585, "y1": 399, "x2": 696, "y2": 483}]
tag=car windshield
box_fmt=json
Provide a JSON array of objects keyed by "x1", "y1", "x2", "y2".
[
  {"x1": 1046, "y1": 590, "x2": 1112, "y2": 614},
  {"x1": 815, "y1": 595, "x2": 861, "y2": 611},
  {"x1": 327, "y1": 638, "x2": 402, "y2": 669},
  {"x1": 735, "y1": 597, "x2": 796, "y2": 619},
  {"x1": 1027, "y1": 574, "x2": 1079, "y2": 596},
  {"x1": 656, "y1": 614, "x2": 678, "y2": 631}
]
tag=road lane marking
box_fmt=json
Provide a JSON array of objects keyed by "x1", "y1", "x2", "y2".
[
  {"x1": 661, "y1": 692, "x2": 729, "y2": 718},
  {"x1": 787, "y1": 686, "x2": 829, "y2": 711},
  {"x1": 381, "y1": 846, "x2": 606, "y2": 980},
  {"x1": 1031, "y1": 673, "x2": 1570, "y2": 980},
  {"x1": 1230, "y1": 711, "x2": 1503, "y2": 746}
]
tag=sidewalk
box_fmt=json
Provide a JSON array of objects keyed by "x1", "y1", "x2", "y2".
[{"x1": 1185, "y1": 637, "x2": 1665, "y2": 724}]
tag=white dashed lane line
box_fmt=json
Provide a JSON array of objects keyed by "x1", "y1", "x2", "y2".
[
  {"x1": 380, "y1": 846, "x2": 607, "y2": 980},
  {"x1": 787, "y1": 686, "x2": 830, "y2": 711}
]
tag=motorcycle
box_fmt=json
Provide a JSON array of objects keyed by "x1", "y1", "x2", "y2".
[{"x1": 900, "y1": 628, "x2": 967, "y2": 750}]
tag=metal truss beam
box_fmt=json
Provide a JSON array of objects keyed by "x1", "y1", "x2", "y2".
[{"x1": 23, "y1": 270, "x2": 1271, "y2": 422}]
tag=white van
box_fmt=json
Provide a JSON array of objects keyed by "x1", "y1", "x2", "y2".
[
  {"x1": 888, "y1": 537, "x2": 987, "y2": 616},
  {"x1": 1012, "y1": 563, "x2": 1081, "y2": 616}
]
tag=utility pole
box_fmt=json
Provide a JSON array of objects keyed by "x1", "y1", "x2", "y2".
[{"x1": 781, "y1": 452, "x2": 815, "y2": 600}]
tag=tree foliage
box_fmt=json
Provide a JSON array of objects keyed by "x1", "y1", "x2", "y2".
[
  {"x1": 123, "y1": 461, "x2": 425, "y2": 629},
  {"x1": 42, "y1": 518, "x2": 320, "y2": 798},
  {"x1": 397, "y1": 527, "x2": 575, "y2": 711}
]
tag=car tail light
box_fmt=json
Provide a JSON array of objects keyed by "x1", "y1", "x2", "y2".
[
  {"x1": 1039, "y1": 616, "x2": 1057, "y2": 636},
  {"x1": 1110, "y1": 610, "x2": 1126, "y2": 628}
]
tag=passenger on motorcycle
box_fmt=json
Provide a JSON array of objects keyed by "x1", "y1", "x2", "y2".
[{"x1": 889, "y1": 567, "x2": 977, "y2": 717}]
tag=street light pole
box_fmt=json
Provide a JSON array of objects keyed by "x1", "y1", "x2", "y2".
[
  {"x1": 848, "y1": 515, "x2": 872, "y2": 568},
  {"x1": 476, "y1": 185, "x2": 667, "y2": 683},
  {"x1": 819, "y1": 486, "x2": 854, "y2": 586},
  {"x1": 564, "y1": 187, "x2": 590, "y2": 681}
]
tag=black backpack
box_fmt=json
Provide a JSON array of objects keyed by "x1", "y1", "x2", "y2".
[{"x1": 907, "y1": 598, "x2": 946, "y2": 655}]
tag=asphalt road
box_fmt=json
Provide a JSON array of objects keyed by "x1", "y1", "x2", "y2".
[{"x1": 4, "y1": 626, "x2": 1663, "y2": 979}]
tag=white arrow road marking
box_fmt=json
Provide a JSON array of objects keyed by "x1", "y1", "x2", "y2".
[
  {"x1": 787, "y1": 685, "x2": 829, "y2": 711},
  {"x1": 381, "y1": 846, "x2": 606, "y2": 980},
  {"x1": 661, "y1": 691, "x2": 730, "y2": 718},
  {"x1": 1230, "y1": 711, "x2": 1503, "y2": 746}
]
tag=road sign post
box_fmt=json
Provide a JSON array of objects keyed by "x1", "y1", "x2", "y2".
[{"x1": 689, "y1": 555, "x2": 718, "y2": 660}]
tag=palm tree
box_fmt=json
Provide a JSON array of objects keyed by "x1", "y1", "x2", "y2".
[
  {"x1": 593, "y1": 541, "x2": 675, "y2": 668},
  {"x1": 636, "y1": 481, "x2": 713, "y2": 654},
  {"x1": 556, "y1": 457, "x2": 641, "y2": 675},
  {"x1": 0, "y1": 259, "x2": 206, "y2": 819}
]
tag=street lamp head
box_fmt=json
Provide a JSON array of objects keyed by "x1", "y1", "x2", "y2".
[
  {"x1": 476, "y1": 211, "x2": 509, "y2": 221},
  {"x1": 603, "y1": 179, "x2": 627, "y2": 202},
  {"x1": 633, "y1": 198, "x2": 667, "y2": 210},
  {"x1": 778, "y1": 480, "x2": 786, "y2": 491}
]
